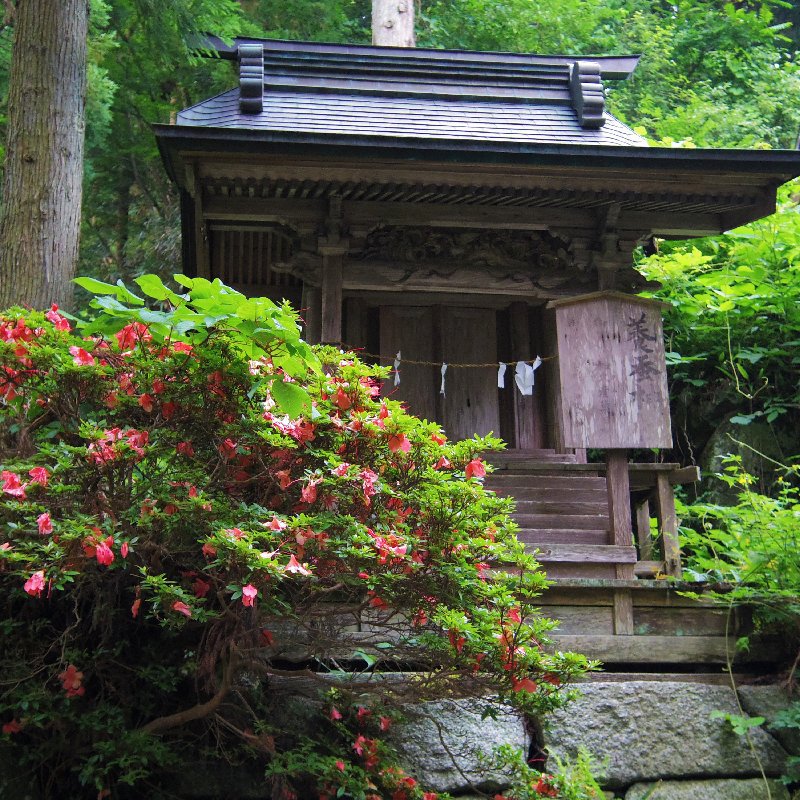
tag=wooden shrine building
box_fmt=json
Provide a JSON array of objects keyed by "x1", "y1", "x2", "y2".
[{"x1": 156, "y1": 38, "x2": 800, "y2": 670}]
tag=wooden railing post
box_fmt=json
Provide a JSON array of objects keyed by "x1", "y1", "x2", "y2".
[
  {"x1": 655, "y1": 473, "x2": 682, "y2": 578},
  {"x1": 606, "y1": 449, "x2": 634, "y2": 633}
]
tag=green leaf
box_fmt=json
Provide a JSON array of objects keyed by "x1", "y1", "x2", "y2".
[{"x1": 271, "y1": 379, "x2": 312, "y2": 418}]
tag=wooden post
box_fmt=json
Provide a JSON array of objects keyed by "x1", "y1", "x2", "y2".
[
  {"x1": 509, "y1": 301, "x2": 540, "y2": 449},
  {"x1": 656, "y1": 473, "x2": 682, "y2": 578},
  {"x1": 606, "y1": 448, "x2": 634, "y2": 632},
  {"x1": 187, "y1": 164, "x2": 210, "y2": 278},
  {"x1": 320, "y1": 250, "x2": 344, "y2": 344},
  {"x1": 635, "y1": 498, "x2": 653, "y2": 561}
]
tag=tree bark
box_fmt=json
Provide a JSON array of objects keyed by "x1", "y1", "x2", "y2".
[
  {"x1": 372, "y1": 0, "x2": 415, "y2": 47},
  {"x1": 0, "y1": 0, "x2": 89, "y2": 311}
]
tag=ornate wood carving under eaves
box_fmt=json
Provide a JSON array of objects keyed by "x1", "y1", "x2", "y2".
[
  {"x1": 353, "y1": 225, "x2": 594, "y2": 296},
  {"x1": 357, "y1": 226, "x2": 570, "y2": 271},
  {"x1": 273, "y1": 225, "x2": 654, "y2": 297}
]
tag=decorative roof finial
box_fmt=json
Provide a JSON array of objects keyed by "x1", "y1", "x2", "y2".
[
  {"x1": 238, "y1": 44, "x2": 264, "y2": 114},
  {"x1": 570, "y1": 61, "x2": 605, "y2": 129}
]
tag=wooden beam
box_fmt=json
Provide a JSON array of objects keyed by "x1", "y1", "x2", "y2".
[{"x1": 548, "y1": 634, "x2": 785, "y2": 664}]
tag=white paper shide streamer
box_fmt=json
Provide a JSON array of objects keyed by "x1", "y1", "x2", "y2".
[
  {"x1": 514, "y1": 356, "x2": 542, "y2": 396},
  {"x1": 393, "y1": 351, "x2": 401, "y2": 387},
  {"x1": 440, "y1": 363, "x2": 448, "y2": 396},
  {"x1": 497, "y1": 362, "x2": 507, "y2": 389}
]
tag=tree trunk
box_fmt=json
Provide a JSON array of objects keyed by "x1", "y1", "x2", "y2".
[
  {"x1": 0, "y1": 0, "x2": 89, "y2": 311},
  {"x1": 372, "y1": 0, "x2": 415, "y2": 47}
]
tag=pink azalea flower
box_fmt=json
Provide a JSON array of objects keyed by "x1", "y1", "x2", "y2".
[
  {"x1": 388, "y1": 433, "x2": 411, "y2": 453},
  {"x1": 284, "y1": 554, "x2": 311, "y2": 576},
  {"x1": 2, "y1": 719, "x2": 22, "y2": 735},
  {"x1": 37, "y1": 512, "x2": 53, "y2": 535},
  {"x1": 24, "y1": 570, "x2": 45, "y2": 598},
  {"x1": 120, "y1": 542, "x2": 129, "y2": 558},
  {"x1": 193, "y1": 578, "x2": 211, "y2": 598},
  {"x1": 69, "y1": 346, "x2": 95, "y2": 366},
  {"x1": 176, "y1": 440, "x2": 195, "y2": 457},
  {"x1": 241, "y1": 583, "x2": 258, "y2": 607},
  {"x1": 1, "y1": 470, "x2": 26, "y2": 499},
  {"x1": 45, "y1": 304, "x2": 71, "y2": 331}
]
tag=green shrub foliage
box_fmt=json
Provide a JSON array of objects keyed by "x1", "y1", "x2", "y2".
[{"x1": 0, "y1": 276, "x2": 588, "y2": 798}]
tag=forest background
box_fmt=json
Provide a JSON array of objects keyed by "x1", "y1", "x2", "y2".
[{"x1": 2, "y1": 0, "x2": 799, "y2": 474}]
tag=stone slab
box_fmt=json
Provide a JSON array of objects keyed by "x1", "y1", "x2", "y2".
[
  {"x1": 738, "y1": 685, "x2": 800, "y2": 756},
  {"x1": 392, "y1": 698, "x2": 529, "y2": 793},
  {"x1": 624, "y1": 778, "x2": 790, "y2": 800},
  {"x1": 543, "y1": 681, "x2": 788, "y2": 788}
]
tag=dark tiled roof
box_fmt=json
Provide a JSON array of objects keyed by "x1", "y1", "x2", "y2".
[
  {"x1": 175, "y1": 37, "x2": 647, "y2": 148},
  {"x1": 177, "y1": 88, "x2": 647, "y2": 147}
]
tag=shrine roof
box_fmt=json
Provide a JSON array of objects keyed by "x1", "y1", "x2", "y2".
[{"x1": 174, "y1": 36, "x2": 647, "y2": 147}]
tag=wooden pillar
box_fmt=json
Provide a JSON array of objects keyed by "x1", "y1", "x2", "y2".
[
  {"x1": 510, "y1": 301, "x2": 540, "y2": 450},
  {"x1": 656, "y1": 473, "x2": 682, "y2": 578},
  {"x1": 301, "y1": 283, "x2": 322, "y2": 345},
  {"x1": 187, "y1": 164, "x2": 210, "y2": 278},
  {"x1": 606, "y1": 448, "x2": 634, "y2": 633},
  {"x1": 320, "y1": 249, "x2": 344, "y2": 344}
]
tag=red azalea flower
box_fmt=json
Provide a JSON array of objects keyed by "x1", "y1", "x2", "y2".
[
  {"x1": 465, "y1": 459, "x2": 486, "y2": 479},
  {"x1": 28, "y1": 467, "x2": 50, "y2": 486},
  {"x1": 69, "y1": 346, "x2": 95, "y2": 366},
  {"x1": 176, "y1": 441, "x2": 195, "y2": 457},
  {"x1": 58, "y1": 664, "x2": 85, "y2": 698},
  {"x1": 2, "y1": 719, "x2": 22, "y2": 735},
  {"x1": 172, "y1": 601, "x2": 192, "y2": 618},
  {"x1": 95, "y1": 540, "x2": 114, "y2": 567},
  {"x1": 138, "y1": 393, "x2": 155, "y2": 412},
  {"x1": 218, "y1": 438, "x2": 237, "y2": 460}
]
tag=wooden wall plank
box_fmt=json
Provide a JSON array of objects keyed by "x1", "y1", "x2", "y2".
[{"x1": 379, "y1": 306, "x2": 438, "y2": 424}]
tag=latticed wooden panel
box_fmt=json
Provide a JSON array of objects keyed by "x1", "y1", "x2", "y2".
[{"x1": 209, "y1": 225, "x2": 301, "y2": 291}]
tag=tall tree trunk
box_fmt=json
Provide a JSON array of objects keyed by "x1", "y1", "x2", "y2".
[
  {"x1": 0, "y1": 0, "x2": 89, "y2": 311},
  {"x1": 372, "y1": 0, "x2": 415, "y2": 47}
]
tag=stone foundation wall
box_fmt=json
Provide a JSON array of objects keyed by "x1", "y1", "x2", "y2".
[{"x1": 3, "y1": 680, "x2": 797, "y2": 799}]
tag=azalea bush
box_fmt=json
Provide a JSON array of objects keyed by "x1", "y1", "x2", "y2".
[{"x1": 0, "y1": 276, "x2": 589, "y2": 799}]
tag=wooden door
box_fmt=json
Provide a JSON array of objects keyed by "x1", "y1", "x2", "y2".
[
  {"x1": 440, "y1": 307, "x2": 499, "y2": 440},
  {"x1": 379, "y1": 305, "x2": 499, "y2": 439}
]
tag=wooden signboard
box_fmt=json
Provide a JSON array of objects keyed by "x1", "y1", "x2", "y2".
[{"x1": 548, "y1": 292, "x2": 672, "y2": 449}]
